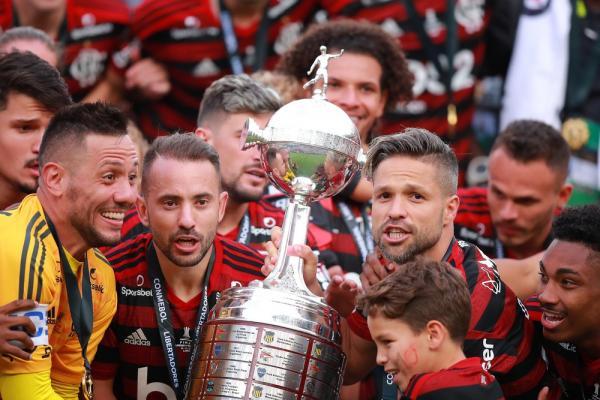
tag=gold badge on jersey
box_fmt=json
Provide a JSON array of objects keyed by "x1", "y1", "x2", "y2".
[{"x1": 562, "y1": 118, "x2": 590, "y2": 150}]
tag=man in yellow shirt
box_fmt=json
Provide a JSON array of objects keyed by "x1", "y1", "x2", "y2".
[{"x1": 0, "y1": 102, "x2": 139, "y2": 399}]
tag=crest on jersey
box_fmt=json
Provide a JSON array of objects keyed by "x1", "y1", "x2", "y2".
[
  {"x1": 455, "y1": 0, "x2": 485, "y2": 33},
  {"x1": 70, "y1": 48, "x2": 107, "y2": 88}
]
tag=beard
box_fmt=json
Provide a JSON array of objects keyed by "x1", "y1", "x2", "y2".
[
  {"x1": 222, "y1": 178, "x2": 263, "y2": 204},
  {"x1": 67, "y1": 192, "x2": 119, "y2": 249},
  {"x1": 375, "y1": 214, "x2": 444, "y2": 266},
  {"x1": 156, "y1": 228, "x2": 215, "y2": 268}
]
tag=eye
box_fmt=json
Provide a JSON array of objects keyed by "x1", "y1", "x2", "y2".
[
  {"x1": 197, "y1": 198, "x2": 209, "y2": 206},
  {"x1": 102, "y1": 173, "x2": 115, "y2": 183},
  {"x1": 163, "y1": 199, "x2": 177, "y2": 208},
  {"x1": 18, "y1": 124, "x2": 36, "y2": 133},
  {"x1": 560, "y1": 279, "x2": 578, "y2": 289},
  {"x1": 376, "y1": 191, "x2": 390, "y2": 200},
  {"x1": 538, "y1": 272, "x2": 549, "y2": 284},
  {"x1": 410, "y1": 192, "x2": 424, "y2": 201}
]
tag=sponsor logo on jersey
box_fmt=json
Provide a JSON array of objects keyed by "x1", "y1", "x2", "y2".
[
  {"x1": 125, "y1": 328, "x2": 151, "y2": 346},
  {"x1": 121, "y1": 286, "x2": 153, "y2": 297}
]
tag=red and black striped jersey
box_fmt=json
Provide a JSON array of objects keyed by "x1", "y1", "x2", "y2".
[
  {"x1": 0, "y1": 0, "x2": 130, "y2": 102},
  {"x1": 91, "y1": 233, "x2": 265, "y2": 400},
  {"x1": 454, "y1": 187, "x2": 498, "y2": 257},
  {"x1": 402, "y1": 357, "x2": 504, "y2": 399},
  {"x1": 526, "y1": 298, "x2": 600, "y2": 400},
  {"x1": 309, "y1": 197, "x2": 370, "y2": 274},
  {"x1": 339, "y1": 0, "x2": 491, "y2": 176},
  {"x1": 117, "y1": 200, "x2": 333, "y2": 258},
  {"x1": 348, "y1": 239, "x2": 547, "y2": 399},
  {"x1": 128, "y1": 0, "x2": 347, "y2": 140},
  {"x1": 455, "y1": 187, "x2": 556, "y2": 259}
]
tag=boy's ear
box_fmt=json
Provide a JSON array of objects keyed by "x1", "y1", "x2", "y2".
[{"x1": 425, "y1": 320, "x2": 447, "y2": 350}]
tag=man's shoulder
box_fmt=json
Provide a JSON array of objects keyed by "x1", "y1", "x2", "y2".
[
  {"x1": 132, "y1": 0, "x2": 212, "y2": 37},
  {"x1": 407, "y1": 358, "x2": 502, "y2": 399},
  {"x1": 214, "y1": 235, "x2": 265, "y2": 282},
  {"x1": 103, "y1": 232, "x2": 152, "y2": 281}
]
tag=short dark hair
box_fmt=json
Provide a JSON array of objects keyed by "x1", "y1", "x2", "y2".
[
  {"x1": 39, "y1": 102, "x2": 128, "y2": 168},
  {"x1": 358, "y1": 260, "x2": 471, "y2": 343},
  {"x1": 141, "y1": 133, "x2": 221, "y2": 195},
  {"x1": 197, "y1": 74, "x2": 282, "y2": 126},
  {"x1": 365, "y1": 128, "x2": 458, "y2": 195},
  {"x1": 0, "y1": 51, "x2": 71, "y2": 112},
  {"x1": 492, "y1": 120, "x2": 570, "y2": 183},
  {"x1": 277, "y1": 19, "x2": 413, "y2": 111},
  {"x1": 0, "y1": 26, "x2": 59, "y2": 58},
  {"x1": 553, "y1": 205, "x2": 600, "y2": 255}
]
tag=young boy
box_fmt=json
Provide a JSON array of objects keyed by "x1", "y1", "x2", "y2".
[{"x1": 358, "y1": 260, "x2": 504, "y2": 399}]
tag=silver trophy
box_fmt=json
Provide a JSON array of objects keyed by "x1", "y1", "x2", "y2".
[{"x1": 187, "y1": 48, "x2": 361, "y2": 400}]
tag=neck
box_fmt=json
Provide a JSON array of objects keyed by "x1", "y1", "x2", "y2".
[
  {"x1": 434, "y1": 343, "x2": 466, "y2": 371},
  {"x1": 218, "y1": 0, "x2": 266, "y2": 26},
  {"x1": 505, "y1": 224, "x2": 552, "y2": 260},
  {"x1": 38, "y1": 189, "x2": 87, "y2": 261},
  {"x1": 13, "y1": 0, "x2": 65, "y2": 39},
  {"x1": 153, "y1": 242, "x2": 213, "y2": 302},
  {"x1": 218, "y1": 199, "x2": 249, "y2": 236},
  {"x1": 423, "y1": 224, "x2": 455, "y2": 262},
  {"x1": 0, "y1": 182, "x2": 26, "y2": 210}
]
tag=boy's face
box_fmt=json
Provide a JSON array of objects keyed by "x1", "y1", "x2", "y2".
[{"x1": 368, "y1": 311, "x2": 431, "y2": 391}]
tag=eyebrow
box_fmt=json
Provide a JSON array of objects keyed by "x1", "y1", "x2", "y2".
[{"x1": 539, "y1": 261, "x2": 580, "y2": 276}]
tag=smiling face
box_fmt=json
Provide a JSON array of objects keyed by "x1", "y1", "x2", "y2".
[
  {"x1": 65, "y1": 134, "x2": 139, "y2": 247},
  {"x1": 0, "y1": 92, "x2": 53, "y2": 207},
  {"x1": 138, "y1": 157, "x2": 227, "y2": 268},
  {"x1": 206, "y1": 112, "x2": 270, "y2": 204},
  {"x1": 371, "y1": 156, "x2": 458, "y2": 264},
  {"x1": 538, "y1": 240, "x2": 600, "y2": 349},
  {"x1": 368, "y1": 312, "x2": 432, "y2": 390},
  {"x1": 325, "y1": 52, "x2": 387, "y2": 142},
  {"x1": 487, "y1": 147, "x2": 570, "y2": 255}
]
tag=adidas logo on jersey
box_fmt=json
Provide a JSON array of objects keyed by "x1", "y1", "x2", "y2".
[{"x1": 125, "y1": 328, "x2": 151, "y2": 346}]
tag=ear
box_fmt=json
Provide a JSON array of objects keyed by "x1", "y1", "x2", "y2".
[
  {"x1": 556, "y1": 183, "x2": 573, "y2": 210},
  {"x1": 195, "y1": 127, "x2": 213, "y2": 145},
  {"x1": 425, "y1": 320, "x2": 447, "y2": 350},
  {"x1": 217, "y1": 191, "x2": 229, "y2": 223},
  {"x1": 135, "y1": 195, "x2": 150, "y2": 227},
  {"x1": 443, "y1": 194, "x2": 460, "y2": 226},
  {"x1": 40, "y1": 162, "x2": 67, "y2": 197}
]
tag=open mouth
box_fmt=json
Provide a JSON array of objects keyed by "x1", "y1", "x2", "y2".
[
  {"x1": 384, "y1": 227, "x2": 410, "y2": 243},
  {"x1": 101, "y1": 211, "x2": 125, "y2": 222},
  {"x1": 245, "y1": 168, "x2": 266, "y2": 178},
  {"x1": 541, "y1": 310, "x2": 566, "y2": 330},
  {"x1": 174, "y1": 236, "x2": 200, "y2": 252}
]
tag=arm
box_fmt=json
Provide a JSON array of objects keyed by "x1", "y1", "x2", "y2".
[
  {"x1": 125, "y1": 58, "x2": 171, "y2": 100},
  {"x1": 340, "y1": 315, "x2": 377, "y2": 384},
  {"x1": 307, "y1": 59, "x2": 318, "y2": 75},
  {"x1": 81, "y1": 68, "x2": 126, "y2": 106},
  {"x1": 94, "y1": 378, "x2": 117, "y2": 400},
  {"x1": 494, "y1": 251, "x2": 543, "y2": 299}
]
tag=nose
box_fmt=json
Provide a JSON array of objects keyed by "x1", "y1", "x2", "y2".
[
  {"x1": 113, "y1": 177, "x2": 138, "y2": 208},
  {"x1": 32, "y1": 128, "x2": 44, "y2": 154},
  {"x1": 375, "y1": 347, "x2": 388, "y2": 366},
  {"x1": 178, "y1": 202, "x2": 195, "y2": 230},
  {"x1": 538, "y1": 280, "x2": 559, "y2": 307},
  {"x1": 333, "y1": 86, "x2": 359, "y2": 110},
  {"x1": 387, "y1": 196, "x2": 408, "y2": 220},
  {"x1": 498, "y1": 200, "x2": 518, "y2": 221}
]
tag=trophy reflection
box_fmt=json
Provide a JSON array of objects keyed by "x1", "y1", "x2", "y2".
[{"x1": 187, "y1": 47, "x2": 362, "y2": 400}]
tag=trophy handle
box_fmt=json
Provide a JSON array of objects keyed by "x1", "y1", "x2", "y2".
[{"x1": 263, "y1": 200, "x2": 316, "y2": 297}]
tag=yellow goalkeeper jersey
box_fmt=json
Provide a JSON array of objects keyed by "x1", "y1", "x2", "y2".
[{"x1": 0, "y1": 195, "x2": 116, "y2": 398}]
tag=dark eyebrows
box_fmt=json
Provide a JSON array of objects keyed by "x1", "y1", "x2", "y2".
[{"x1": 539, "y1": 260, "x2": 580, "y2": 276}]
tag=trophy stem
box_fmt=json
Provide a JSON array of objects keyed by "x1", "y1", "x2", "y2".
[{"x1": 263, "y1": 199, "x2": 315, "y2": 297}]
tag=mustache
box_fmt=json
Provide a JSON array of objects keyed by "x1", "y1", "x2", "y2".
[{"x1": 24, "y1": 158, "x2": 38, "y2": 169}]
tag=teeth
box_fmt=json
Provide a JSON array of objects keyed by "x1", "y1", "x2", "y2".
[
  {"x1": 102, "y1": 212, "x2": 124, "y2": 221},
  {"x1": 387, "y1": 231, "x2": 405, "y2": 239}
]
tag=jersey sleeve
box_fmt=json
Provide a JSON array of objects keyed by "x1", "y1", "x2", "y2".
[
  {"x1": 346, "y1": 310, "x2": 372, "y2": 341},
  {"x1": 459, "y1": 244, "x2": 546, "y2": 398}
]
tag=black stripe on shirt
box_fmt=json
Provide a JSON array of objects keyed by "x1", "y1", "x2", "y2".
[{"x1": 19, "y1": 211, "x2": 41, "y2": 299}]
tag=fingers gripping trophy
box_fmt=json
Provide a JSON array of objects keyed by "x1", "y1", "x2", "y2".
[{"x1": 186, "y1": 47, "x2": 361, "y2": 400}]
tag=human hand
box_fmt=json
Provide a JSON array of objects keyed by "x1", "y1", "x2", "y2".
[
  {"x1": 262, "y1": 227, "x2": 320, "y2": 295},
  {"x1": 125, "y1": 58, "x2": 171, "y2": 100},
  {"x1": 360, "y1": 252, "x2": 396, "y2": 290},
  {"x1": 537, "y1": 387, "x2": 549, "y2": 400},
  {"x1": 0, "y1": 299, "x2": 38, "y2": 360},
  {"x1": 325, "y1": 275, "x2": 359, "y2": 317}
]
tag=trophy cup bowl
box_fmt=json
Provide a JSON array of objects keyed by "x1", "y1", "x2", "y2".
[{"x1": 187, "y1": 56, "x2": 362, "y2": 399}]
